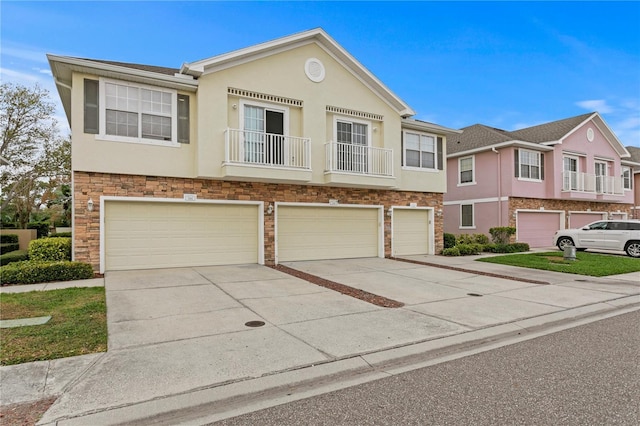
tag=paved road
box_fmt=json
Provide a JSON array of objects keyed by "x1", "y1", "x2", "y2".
[{"x1": 214, "y1": 310, "x2": 640, "y2": 425}]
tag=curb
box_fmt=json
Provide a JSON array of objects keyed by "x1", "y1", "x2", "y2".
[{"x1": 39, "y1": 296, "x2": 640, "y2": 426}]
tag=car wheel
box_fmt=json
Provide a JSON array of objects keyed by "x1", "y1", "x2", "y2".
[
  {"x1": 624, "y1": 241, "x2": 640, "y2": 258},
  {"x1": 556, "y1": 237, "x2": 575, "y2": 250}
]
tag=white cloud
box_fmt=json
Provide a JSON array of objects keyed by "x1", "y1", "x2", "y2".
[
  {"x1": 0, "y1": 67, "x2": 43, "y2": 83},
  {"x1": 1, "y1": 45, "x2": 49, "y2": 63},
  {"x1": 34, "y1": 67, "x2": 53, "y2": 76},
  {"x1": 575, "y1": 99, "x2": 614, "y2": 114}
]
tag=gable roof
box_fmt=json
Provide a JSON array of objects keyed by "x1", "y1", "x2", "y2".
[
  {"x1": 180, "y1": 28, "x2": 416, "y2": 117},
  {"x1": 448, "y1": 112, "x2": 629, "y2": 158}
]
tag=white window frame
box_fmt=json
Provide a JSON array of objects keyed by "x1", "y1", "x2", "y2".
[
  {"x1": 518, "y1": 149, "x2": 542, "y2": 181},
  {"x1": 239, "y1": 99, "x2": 290, "y2": 136},
  {"x1": 402, "y1": 130, "x2": 438, "y2": 172},
  {"x1": 563, "y1": 155, "x2": 580, "y2": 190},
  {"x1": 458, "y1": 155, "x2": 475, "y2": 185},
  {"x1": 460, "y1": 203, "x2": 475, "y2": 229},
  {"x1": 332, "y1": 115, "x2": 372, "y2": 147},
  {"x1": 621, "y1": 166, "x2": 632, "y2": 191},
  {"x1": 98, "y1": 78, "x2": 179, "y2": 147}
]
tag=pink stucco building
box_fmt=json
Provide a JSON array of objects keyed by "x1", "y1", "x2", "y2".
[{"x1": 444, "y1": 112, "x2": 639, "y2": 247}]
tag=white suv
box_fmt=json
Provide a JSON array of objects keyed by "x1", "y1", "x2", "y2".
[{"x1": 553, "y1": 220, "x2": 640, "y2": 258}]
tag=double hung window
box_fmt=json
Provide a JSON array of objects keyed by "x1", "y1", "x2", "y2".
[
  {"x1": 622, "y1": 166, "x2": 632, "y2": 190},
  {"x1": 460, "y1": 204, "x2": 474, "y2": 228},
  {"x1": 515, "y1": 149, "x2": 544, "y2": 180},
  {"x1": 459, "y1": 156, "x2": 474, "y2": 184}
]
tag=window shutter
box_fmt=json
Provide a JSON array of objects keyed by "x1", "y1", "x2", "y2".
[
  {"x1": 177, "y1": 94, "x2": 190, "y2": 144},
  {"x1": 540, "y1": 153, "x2": 545, "y2": 180},
  {"x1": 84, "y1": 79, "x2": 99, "y2": 134},
  {"x1": 514, "y1": 149, "x2": 519, "y2": 178},
  {"x1": 437, "y1": 137, "x2": 443, "y2": 170}
]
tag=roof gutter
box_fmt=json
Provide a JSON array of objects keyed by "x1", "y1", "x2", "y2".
[{"x1": 447, "y1": 140, "x2": 554, "y2": 158}]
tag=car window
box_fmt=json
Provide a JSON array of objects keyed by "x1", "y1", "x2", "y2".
[
  {"x1": 587, "y1": 222, "x2": 608, "y2": 230},
  {"x1": 627, "y1": 222, "x2": 640, "y2": 230},
  {"x1": 609, "y1": 222, "x2": 624, "y2": 231}
]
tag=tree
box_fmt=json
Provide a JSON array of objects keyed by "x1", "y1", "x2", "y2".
[{"x1": 0, "y1": 83, "x2": 69, "y2": 227}]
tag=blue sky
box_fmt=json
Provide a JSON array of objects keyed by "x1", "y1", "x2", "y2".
[{"x1": 2, "y1": 1, "x2": 639, "y2": 147}]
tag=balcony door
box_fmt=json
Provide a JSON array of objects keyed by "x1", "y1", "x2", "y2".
[
  {"x1": 243, "y1": 104, "x2": 285, "y2": 165},
  {"x1": 336, "y1": 120, "x2": 368, "y2": 173},
  {"x1": 595, "y1": 162, "x2": 607, "y2": 193},
  {"x1": 563, "y1": 156, "x2": 578, "y2": 190}
]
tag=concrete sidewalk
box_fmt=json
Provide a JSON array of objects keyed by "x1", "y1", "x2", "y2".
[{"x1": 1, "y1": 256, "x2": 638, "y2": 425}]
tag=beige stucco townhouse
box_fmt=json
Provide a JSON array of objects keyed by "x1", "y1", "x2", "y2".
[{"x1": 48, "y1": 29, "x2": 459, "y2": 273}]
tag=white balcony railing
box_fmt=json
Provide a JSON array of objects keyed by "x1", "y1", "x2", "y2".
[
  {"x1": 325, "y1": 142, "x2": 393, "y2": 177},
  {"x1": 562, "y1": 171, "x2": 624, "y2": 195},
  {"x1": 224, "y1": 128, "x2": 311, "y2": 169}
]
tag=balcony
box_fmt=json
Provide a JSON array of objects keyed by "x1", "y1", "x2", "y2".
[
  {"x1": 222, "y1": 128, "x2": 312, "y2": 183},
  {"x1": 562, "y1": 171, "x2": 624, "y2": 200},
  {"x1": 324, "y1": 142, "x2": 395, "y2": 188}
]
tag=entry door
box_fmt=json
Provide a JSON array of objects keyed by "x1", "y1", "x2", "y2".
[{"x1": 244, "y1": 105, "x2": 285, "y2": 165}]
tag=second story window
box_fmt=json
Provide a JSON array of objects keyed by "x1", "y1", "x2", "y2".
[
  {"x1": 515, "y1": 149, "x2": 544, "y2": 181},
  {"x1": 89, "y1": 78, "x2": 190, "y2": 146},
  {"x1": 622, "y1": 166, "x2": 632, "y2": 190},
  {"x1": 459, "y1": 156, "x2": 474, "y2": 184},
  {"x1": 403, "y1": 131, "x2": 443, "y2": 171}
]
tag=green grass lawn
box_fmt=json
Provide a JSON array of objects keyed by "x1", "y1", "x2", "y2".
[
  {"x1": 0, "y1": 287, "x2": 107, "y2": 366},
  {"x1": 477, "y1": 251, "x2": 640, "y2": 277}
]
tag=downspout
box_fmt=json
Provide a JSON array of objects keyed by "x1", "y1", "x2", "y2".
[{"x1": 492, "y1": 147, "x2": 502, "y2": 226}]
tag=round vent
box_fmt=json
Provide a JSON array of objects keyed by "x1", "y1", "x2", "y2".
[
  {"x1": 305, "y1": 58, "x2": 325, "y2": 83},
  {"x1": 586, "y1": 128, "x2": 594, "y2": 142}
]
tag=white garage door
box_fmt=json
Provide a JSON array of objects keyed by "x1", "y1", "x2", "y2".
[
  {"x1": 569, "y1": 212, "x2": 606, "y2": 229},
  {"x1": 393, "y1": 209, "x2": 430, "y2": 256},
  {"x1": 105, "y1": 201, "x2": 260, "y2": 271},
  {"x1": 517, "y1": 211, "x2": 563, "y2": 248},
  {"x1": 277, "y1": 205, "x2": 380, "y2": 262}
]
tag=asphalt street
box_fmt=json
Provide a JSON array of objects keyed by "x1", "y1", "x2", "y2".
[{"x1": 213, "y1": 310, "x2": 640, "y2": 426}]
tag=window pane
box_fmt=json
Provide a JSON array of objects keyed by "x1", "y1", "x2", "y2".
[
  {"x1": 352, "y1": 123, "x2": 367, "y2": 146},
  {"x1": 337, "y1": 122, "x2": 351, "y2": 144},
  {"x1": 422, "y1": 152, "x2": 435, "y2": 169},
  {"x1": 460, "y1": 157, "x2": 472, "y2": 171},
  {"x1": 421, "y1": 135, "x2": 435, "y2": 152},
  {"x1": 405, "y1": 133, "x2": 420, "y2": 151},
  {"x1": 106, "y1": 109, "x2": 138, "y2": 137},
  {"x1": 530, "y1": 166, "x2": 540, "y2": 180},
  {"x1": 406, "y1": 150, "x2": 420, "y2": 168},
  {"x1": 461, "y1": 170, "x2": 473, "y2": 183},
  {"x1": 461, "y1": 205, "x2": 473, "y2": 227},
  {"x1": 142, "y1": 114, "x2": 171, "y2": 140}
]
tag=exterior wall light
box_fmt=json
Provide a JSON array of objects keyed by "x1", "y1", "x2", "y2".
[
  {"x1": 87, "y1": 198, "x2": 94, "y2": 212},
  {"x1": 266, "y1": 204, "x2": 274, "y2": 215}
]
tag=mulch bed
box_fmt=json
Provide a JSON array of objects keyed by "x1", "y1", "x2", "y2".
[
  {"x1": 0, "y1": 397, "x2": 56, "y2": 426},
  {"x1": 270, "y1": 264, "x2": 404, "y2": 308}
]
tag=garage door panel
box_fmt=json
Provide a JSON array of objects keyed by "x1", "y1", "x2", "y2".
[
  {"x1": 105, "y1": 202, "x2": 259, "y2": 271},
  {"x1": 277, "y1": 206, "x2": 379, "y2": 262},
  {"x1": 569, "y1": 213, "x2": 604, "y2": 229},
  {"x1": 517, "y1": 212, "x2": 562, "y2": 248},
  {"x1": 393, "y1": 209, "x2": 430, "y2": 256}
]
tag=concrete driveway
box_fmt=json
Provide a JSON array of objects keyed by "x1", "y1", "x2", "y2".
[{"x1": 37, "y1": 257, "x2": 638, "y2": 424}]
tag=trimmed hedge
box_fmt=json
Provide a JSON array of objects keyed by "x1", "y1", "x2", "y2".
[
  {"x1": 0, "y1": 234, "x2": 19, "y2": 244},
  {"x1": 1, "y1": 243, "x2": 20, "y2": 255},
  {"x1": 489, "y1": 227, "x2": 516, "y2": 244},
  {"x1": 27, "y1": 222, "x2": 50, "y2": 238},
  {"x1": 50, "y1": 232, "x2": 72, "y2": 238},
  {"x1": 484, "y1": 243, "x2": 530, "y2": 253},
  {"x1": 29, "y1": 238, "x2": 72, "y2": 261},
  {"x1": 0, "y1": 261, "x2": 94, "y2": 285},
  {"x1": 0, "y1": 250, "x2": 29, "y2": 266},
  {"x1": 442, "y1": 247, "x2": 460, "y2": 256}
]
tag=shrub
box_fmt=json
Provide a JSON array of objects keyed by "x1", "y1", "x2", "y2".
[
  {"x1": 0, "y1": 234, "x2": 19, "y2": 244},
  {"x1": 0, "y1": 250, "x2": 29, "y2": 266},
  {"x1": 50, "y1": 232, "x2": 72, "y2": 238},
  {"x1": 457, "y1": 243, "x2": 482, "y2": 255},
  {"x1": 27, "y1": 222, "x2": 50, "y2": 238},
  {"x1": 489, "y1": 227, "x2": 516, "y2": 244},
  {"x1": 442, "y1": 247, "x2": 461, "y2": 256},
  {"x1": 444, "y1": 233, "x2": 456, "y2": 249},
  {"x1": 0, "y1": 243, "x2": 20, "y2": 255},
  {"x1": 0, "y1": 261, "x2": 94, "y2": 285},
  {"x1": 510, "y1": 242, "x2": 530, "y2": 252},
  {"x1": 28, "y1": 238, "x2": 72, "y2": 261},
  {"x1": 456, "y1": 233, "x2": 489, "y2": 246}
]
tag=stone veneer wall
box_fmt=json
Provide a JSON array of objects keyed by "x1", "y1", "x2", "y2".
[
  {"x1": 74, "y1": 171, "x2": 444, "y2": 270},
  {"x1": 508, "y1": 197, "x2": 633, "y2": 228}
]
